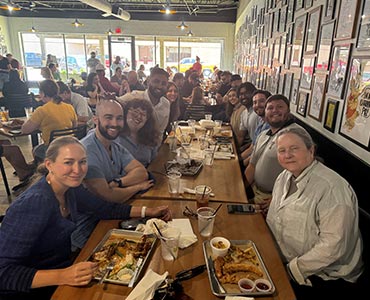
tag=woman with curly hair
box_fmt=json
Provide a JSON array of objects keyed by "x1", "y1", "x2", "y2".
[{"x1": 116, "y1": 98, "x2": 160, "y2": 167}]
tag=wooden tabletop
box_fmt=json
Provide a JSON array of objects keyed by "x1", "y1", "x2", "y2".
[
  {"x1": 52, "y1": 199, "x2": 295, "y2": 300},
  {"x1": 142, "y1": 141, "x2": 248, "y2": 204}
]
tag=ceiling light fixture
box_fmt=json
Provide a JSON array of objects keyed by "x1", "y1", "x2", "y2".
[
  {"x1": 187, "y1": 30, "x2": 194, "y2": 37},
  {"x1": 107, "y1": 29, "x2": 113, "y2": 35},
  {"x1": 176, "y1": 20, "x2": 188, "y2": 30},
  {"x1": 31, "y1": 26, "x2": 36, "y2": 32},
  {"x1": 159, "y1": 1, "x2": 176, "y2": 14},
  {"x1": 72, "y1": 19, "x2": 84, "y2": 27}
]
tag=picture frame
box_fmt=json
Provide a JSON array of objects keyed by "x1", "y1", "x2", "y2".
[
  {"x1": 324, "y1": 0, "x2": 336, "y2": 21},
  {"x1": 305, "y1": 6, "x2": 322, "y2": 54},
  {"x1": 291, "y1": 13, "x2": 307, "y2": 67},
  {"x1": 300, "y1": 56, "x2": 316, "y2": 89},
  {"x1": 323, "y1": 98, "x2": 339, "y2": 132},
  {"x1": 287, "y1": 23, "x2": 293, "y2": 44},
  {"x1": 308, "y1": 73, "x2": 327, "y2": 121},
  {"x1": 273, "y1": 9, "x2": 280, "y2": 33},
  {"x1": 297, "y1": 91, "x2": 309, "y2": 117},
  {"x1": 279, "y1": 35, "x2": 287, "y2": 65},
  {"x1": 285, "y1": 45, "x2": 292, "y2": 69},
  {"x1": 327, "y1": 44, "x2": 351, "y2": 98},
  {"x1": 273, "y1": 37, "x2": 281, "y2": 65},
  {"x1": 335, "y1": 0, "x2": 360, "y2": 41},
  {"x1": 339, "y1": 56, "x2": 370, "y2": 149},
  {"x1": 287, "y1": 0, "x2": 295, "y2": 23},
  {"x1": 356, "y1": 0, "x2": 370, "y2": 50},
  {"x1": 284, "y1": 72, "x2": 294, "y2": 99},
  {"x1": 316, "y1": 20, "x2": 335, "y2": 71},
  {"x1": 278, "y1": 73, "x2": 285, "y2": 94},
  {"x1": 305, "y1": 0, "x2": 313, "y2": 9},
  {"x1": 296, "y1": 0, "x2": 304, "y2": 11},
  {"x1": 279, "y1": 6, "x2": 287, "y2": 33},
  {"x1": 291, "y1": 78, "x2": 300, "y2": 105}
]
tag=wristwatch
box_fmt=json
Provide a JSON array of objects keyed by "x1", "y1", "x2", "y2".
[{"x1": 112, "y1": 177, "x2": 123, "y2": 188}]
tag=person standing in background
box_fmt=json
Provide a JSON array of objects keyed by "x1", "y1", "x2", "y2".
[
  {"x1": 110, "y1": 56, "x2": 124, "y2": 74},
  {"x1": 137, "y1": 64, "x2": 147, "y2": 84},
  {"x1": 192, "y1": 56, "x2": 202, "y2": 76},
  {"x1": 86, "y1": 52, "x2": 100, "y2": 74},
  {"x1": 48, "y1": 63, "x2": 61, "y2": 81}
]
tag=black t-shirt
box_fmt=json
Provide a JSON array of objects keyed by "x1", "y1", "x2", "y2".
[
  {"x1": 0, "y1": 58, "x2": 10, "y2": 71},
  {"x1": 217, "y1": 83, "x2": 231, "y2": 97}
]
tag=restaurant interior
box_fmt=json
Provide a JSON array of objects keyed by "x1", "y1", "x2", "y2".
[{"x1": 0, "y1": 0, "x2": 369, "y2": 299}]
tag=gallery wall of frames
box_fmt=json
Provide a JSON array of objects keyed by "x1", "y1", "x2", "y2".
[{"x1": 235, "y1": 0, "x2": 370, "y2": 165}]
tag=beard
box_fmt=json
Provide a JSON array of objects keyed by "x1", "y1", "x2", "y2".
[
  {"x1": 148, "y1": 85, "x2": 165, "y2": 99},
  {"x1": 98, "y1": 122, "x2": 122, "y2": 140}
]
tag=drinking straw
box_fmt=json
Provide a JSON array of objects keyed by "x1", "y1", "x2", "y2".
[
  {"x1": 153, "y1": 222, "x2": 176, "y2": 260},
  {"x1": 211, "y1": 142, "x2": 218, "y2": 161},
  {"x1": 212, "y1": 204, "x2": 222, "y2": 216},
  {"x1": 201, "y1": 185, "x2": 207, "y2": 200}
]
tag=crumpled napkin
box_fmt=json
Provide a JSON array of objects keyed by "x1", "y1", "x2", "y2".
[
  {"x1": 126, "y1": 269, "x2": 168, "y2": 300},
  {"x1": 225, "y1": 297, "x2": 254, "y2": 300},
  {"x1": 136, "y1": 218, "x2": 197, "y2": 249}
]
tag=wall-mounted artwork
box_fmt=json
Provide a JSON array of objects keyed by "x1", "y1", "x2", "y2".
[
  {"x1": 339, "y1": 56, "x2": 370, "y2": 149},
  {"x1": 291, "y1": 79, "x2": 300, "y2": 105},
  {"x1": 287, "y1": 0, "x2": 295, "y2": 23},
  {"x1": 324, "y1": 0, "x2": 337, "y2": 21},
  {"x1": 291, "y1": 13, "x2": 307, "y2": 67},
  {"x1": 316, "y1": 20, "x2": 335, "y2": 71},
  {"x1": 356, "y1": 0, "x2": 370, "y2": 50},
  {"x1": 305, "y1": 6, "x2": 322, "y2": 54},
  {"x1": 284, "y1": 72, "x2": 294, "y2": 99},
  {"x1": 335, "y1": 0, "x2": 360, "y2": 40},
  {"x1": 297, "y1": 91, "x2": 309, "y2": 117},
  {"x1": 324, "y1": 98, "x2": 339, "y2": 132},
  {"x1": 308, "y1": 73, "x2": 327, "y2": 121},
  {"x1": 327, "y1": 44, "x2": 351, "y2": 98},
  {"x1": 300, "y1": 56, "x2": 316, "y2": 89}
]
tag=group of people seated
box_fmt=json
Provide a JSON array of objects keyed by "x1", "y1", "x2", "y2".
[{"x1": 0, "y1": 65, "x2": 365, "y2": 299}]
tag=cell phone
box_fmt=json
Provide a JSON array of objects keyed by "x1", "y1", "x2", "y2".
[{"x1": 227, "y1": 204, "x2": 255, "y2": 214}]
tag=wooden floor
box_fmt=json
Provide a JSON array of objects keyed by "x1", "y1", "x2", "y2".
[{"x1": 0, "y1": 135, "x2": 34, "y2": 213}]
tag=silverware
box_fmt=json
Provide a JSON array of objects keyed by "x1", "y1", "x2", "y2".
[
  {"x1": 207, "y1": 255, "x2": 226, "y2": 293},
  {"x1": 99, "y1": 261, "x2": 115, "y2": 284},
  {"x1": 128, "y1": 257, "x2": 143, "y2": 287}
]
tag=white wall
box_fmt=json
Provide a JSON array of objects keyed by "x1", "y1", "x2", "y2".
[{"x1": 3, "y1": 17, "x2": 235, "y2": 72}]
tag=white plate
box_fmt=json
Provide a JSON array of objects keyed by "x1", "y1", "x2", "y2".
[{"x1": 9, "y1": 130, "x2": 21, "y2": 134}]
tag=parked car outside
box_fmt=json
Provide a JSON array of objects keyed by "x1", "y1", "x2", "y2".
[{"x1": 169, "y1": 57, "x2": 214, "y2": 77}]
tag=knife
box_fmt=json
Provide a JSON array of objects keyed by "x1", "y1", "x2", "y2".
[
  {"x1": 207, "y1": 255, "x2": 226, "y2": 294},
  {"x1": 128, "y1": 257, "x2": 143, "y2": 287}
]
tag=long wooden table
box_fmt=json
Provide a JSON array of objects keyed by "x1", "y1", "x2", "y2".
[
  {"x1": 52, "y1": 199, "x2": 295, "y2": 300},
  {"x1": 142, "y1": 141, "x2": 248, "y2": 204}
]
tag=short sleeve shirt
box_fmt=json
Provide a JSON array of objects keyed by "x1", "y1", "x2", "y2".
[{"x1": 81, "y1": 130, "x2": 134, "y2": 182}]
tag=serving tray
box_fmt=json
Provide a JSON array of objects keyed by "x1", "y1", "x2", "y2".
[
  {"x1": 166, "y1": 159, "x2": 203, "y2": 176},
  {"x1": 203, "y1": 239, "x2": 275, "y2": 297},
  {"x1": 87, "y1": 229, "x2": 157, "y2": 285}
]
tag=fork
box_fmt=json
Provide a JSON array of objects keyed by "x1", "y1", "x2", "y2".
[{"x1": 99, "y1": 261, "x2": 115, "y2": 285}]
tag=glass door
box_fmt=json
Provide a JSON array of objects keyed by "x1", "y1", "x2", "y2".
[{"x1": 108, "y1": 36, "x2": 134, "y2": 77}]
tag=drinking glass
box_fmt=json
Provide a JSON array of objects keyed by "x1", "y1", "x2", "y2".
[{"x1": 197, "y1": 207, "x2": 216, "y2": 237}]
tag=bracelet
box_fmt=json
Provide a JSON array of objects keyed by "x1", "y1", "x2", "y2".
[{"x1": 141, "y1": 206, "x2": 147, "y2": 218}]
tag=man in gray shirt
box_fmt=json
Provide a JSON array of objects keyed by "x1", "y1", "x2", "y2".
[
  {"x1": 244, "y1": 94, "x2": 303, "y2": 207},
  {"x1": 86, "y1": 51, "x2": 100, "y2": 74}
]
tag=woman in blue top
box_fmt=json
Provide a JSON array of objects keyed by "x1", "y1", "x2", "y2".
[
  {"x1": 0, "y1": 136, "x2": 171, "y2": 299},
  {"x1": 116, "y1": 98, "x2": 159, "y2": 167}
]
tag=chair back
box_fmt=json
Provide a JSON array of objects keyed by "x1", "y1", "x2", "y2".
[
  {"x1": 0, "y1": 93, "x2": 33, "y2": 118},
  {"x1": 49, "y1": 124, "x2": 87, "y2": 143}
]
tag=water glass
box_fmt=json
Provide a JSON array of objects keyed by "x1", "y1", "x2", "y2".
[
  {"x1": 167, "y1": 170, "x2": 182, "y2": 194},
  {"x1": 204, "y1": 149, "x2": 214, "y2": 166},
  {"x1": 159, "y1": 227, "x2": 180, "y2": 261},
  {"x1": 168, "y1": 135, "x2": 177, "y2": 151},
  {"x1": 197, "y1": 207, "x2": 216, "y2": 237}
]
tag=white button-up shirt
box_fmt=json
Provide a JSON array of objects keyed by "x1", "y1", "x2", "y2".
[{"x1": 267, "y1": 160, "x2": 363, "y2": 285}]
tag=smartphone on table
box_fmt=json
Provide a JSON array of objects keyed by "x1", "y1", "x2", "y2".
[{"x1": 227, "y1": 204, "x2": 256, "y2": 214}]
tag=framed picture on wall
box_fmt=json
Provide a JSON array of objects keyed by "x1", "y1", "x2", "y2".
[
  {"x1": 316, "y1": 20, "x2": 335, "y2": 71},
  {"x1": 308, "y1": 73, "x2": 327, "y2": 121},
  {"x1": 327, "y1": 44, "x2": 351, "y2": 98},
  {"x1": 278, "y1": 74, "x2": 285, "y2": 94},
  {"x1": 335, "y1": 0, "x2": 360, "y2": 41},
  {"x1": 324, "y1": 98, "x2": 339, "y2": 132},
  {"x1": 280, "y1": 35, "x2": 287, "y2": 65},
  {"x1": 296, "y1": 0, "x2": 304, "y2": 11},
  {"x1": 300, "y1": 56, "x2": 316, "y2": 89},
  {"x1": 291, "y1": 78, "x2": 300, "y2": 105},
  {"x1": 287, "y1": 23, "x2": 293, "y2": 44},
  {"x1": 297, "y1": 91, "x2": 309, "y2": 117},
  {"x1": 305, "y1": 6, "x2": 322, "y2": 54},
  {"x1": 287, "y1": 0, "x2": 295, "y2": 23},
  {"x1": 285, "y1": 45, "x2": 292, "y2": 68},
  {"x1": 356, "y1": 0, "x2": 370, "y2": 50},
  {"x1": 279, "y1": 6, "x2": 287, "y2": 32},
  {"x1": 339, "y1": 56, "x2": 370, "y2": 149},
  {"x1": 305, "y1": 0, "x2": 313, "y2": 9},
  {"x1": 284, "y1": 72, "x2": 294, "y2": 99},
  {"x1": 324, "y1": 0, "x2": 337, "y2": 21},
  {"x1": 291, "y1": 13, "x2": 307, "y2": 67}
]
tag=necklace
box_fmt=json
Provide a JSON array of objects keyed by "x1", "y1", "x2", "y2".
[{"x1": 47, "y1": 178, "x2": 68, "y2": 212}]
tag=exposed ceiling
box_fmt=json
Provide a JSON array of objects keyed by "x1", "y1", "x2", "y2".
[{"x1": 0, "y1": 1, "x2": 239, "y2": 23}]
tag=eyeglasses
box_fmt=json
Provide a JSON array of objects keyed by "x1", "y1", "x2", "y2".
[
  {"x1": 128, "y1": 109, "x2": 147, "y2": 119},
  {"x1": 183, "y1": 206, "x2": 197, "y2": 219}
]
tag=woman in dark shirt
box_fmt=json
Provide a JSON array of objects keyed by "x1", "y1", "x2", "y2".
[
  {"x1": 166, "y1": 82, "x2": 181, "y2": 133},
  {"x1": 0, "y1": 136, "x2": 171, "y2": 299},
  {"x1": 184, "y1": 86, "x2": 206, "y2": 121},
  {"x1": 2, "y1": 69, "x2": 28, "y2": 97}
]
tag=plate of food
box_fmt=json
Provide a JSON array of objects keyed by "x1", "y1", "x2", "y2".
[
  {"x1": 203, "y1": 239, "x2": 275, "y2": 297},
  {"x1": 2, "y1": 119, "x2": 24, "y2": 129},
  {"x1": 87, "y1": 229, "x2": 156, "y2": 285},
  {"x1": 216, "y1": 143, "x2": 233, "y2": 154},
  {"x1": 166, "y1": 159, "x2": 203, "y2": 176}
]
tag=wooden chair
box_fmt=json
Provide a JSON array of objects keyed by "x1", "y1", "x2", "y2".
[{"x1": 49, "y1": 124, "x2": 88, "y2": 143}]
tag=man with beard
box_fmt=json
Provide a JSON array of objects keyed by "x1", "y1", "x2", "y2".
[
  {"x1": 117, "y1": 67, "x2": 170, "y2": 141},
  {"x1": 81, "y1": 99, "x2": 153, "y2": 203},
  {"x1": 241, "y1": 89, "x2": 271, "y2": 166},
  {"x1": 244, "y1": 94, "x2": 303, "y2": 210}
]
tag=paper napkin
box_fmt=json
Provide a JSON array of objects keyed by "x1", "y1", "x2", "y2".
[{"x1": 168, "y1": 218, "x2": 197, "y2": 249}]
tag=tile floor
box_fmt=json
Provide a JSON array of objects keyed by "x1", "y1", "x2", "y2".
[{"x1": 0, "y1": 135, "x2": 34, "y2": 214}]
